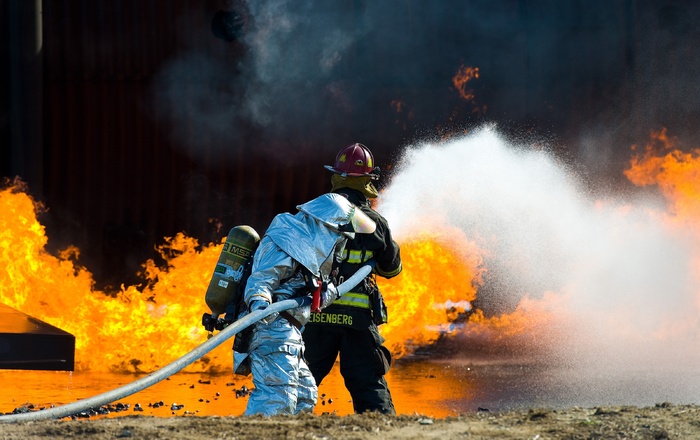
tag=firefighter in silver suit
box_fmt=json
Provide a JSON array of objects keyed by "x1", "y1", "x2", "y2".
[{"x1": 240, "y1": 193, "x2": 377, "y2": 416}]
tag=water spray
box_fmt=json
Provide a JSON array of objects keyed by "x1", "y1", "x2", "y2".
[
  {"x1": 0, "y1": 263, "x2": 375, "y2": 423},
  {"x1": 380, "y1": 126, "x2": 700, "y2": 405}
]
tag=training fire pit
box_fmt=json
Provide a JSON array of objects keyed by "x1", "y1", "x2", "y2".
[{"x1": 0, "y1": 303, "x2": 75, "y2": 371}]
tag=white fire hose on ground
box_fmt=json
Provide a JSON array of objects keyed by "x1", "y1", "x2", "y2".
[{"x1": 0, "y1": 263, "x2": 375, "y2": 423}]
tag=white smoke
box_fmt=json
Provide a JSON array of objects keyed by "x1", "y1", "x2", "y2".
[
  {"x1": 379, "y1": 125, "x2": 700, "y2": 406},
  {"x1": 238, "y1": 1, "x2": 370, "y2": 139}
]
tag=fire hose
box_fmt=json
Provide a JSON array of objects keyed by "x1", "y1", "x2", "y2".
[{"x1": 0, "y1": 262, "x2": 375, "y2": 423}]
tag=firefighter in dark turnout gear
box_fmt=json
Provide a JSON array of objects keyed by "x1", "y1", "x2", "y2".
[{"x1": 302, "y1": 143, "x2": 402, "y2": 414}]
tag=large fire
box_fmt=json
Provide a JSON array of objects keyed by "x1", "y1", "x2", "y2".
[
  {"x1": 379, "y1": 225, "x2": 484, "y2": 357},
  {"x1": 0, "y1": 181, "x2": 227, "y2": 372},
  {"x1": 0, "y1": 180, "x2": 484, "y2": 373},
  {"x1": 2, "y1": 128, "x2": 698, "y2": 374}
]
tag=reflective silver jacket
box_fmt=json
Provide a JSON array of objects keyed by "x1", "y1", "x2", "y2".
[{"x1": 243, "y1": 206, "x2": 347, "y2": 326}]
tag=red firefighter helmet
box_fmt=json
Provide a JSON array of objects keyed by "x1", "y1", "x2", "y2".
[{"x1": 324, "y1": 143, "x2": 380, "y2": 179}]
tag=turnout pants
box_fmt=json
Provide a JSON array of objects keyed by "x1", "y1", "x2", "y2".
[{"x1": 303, "y1": 323, "x2": 395, "y2": 414}]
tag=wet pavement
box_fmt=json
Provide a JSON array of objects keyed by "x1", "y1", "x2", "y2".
[{"x1": 2, "y1": 353, "x2": 699, "y2": 419}]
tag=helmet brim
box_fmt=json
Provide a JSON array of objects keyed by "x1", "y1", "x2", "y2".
[{"x1": 324, "y1": 165, "x2": 379, "y2": 179}]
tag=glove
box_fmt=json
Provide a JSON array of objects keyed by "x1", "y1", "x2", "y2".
[
  {"x1": 326, "y1": 281, "x2": 339, "y2": 299},
  {"x1": 249, "y1": 299, "x2": 277, "y2": 324},
  {"x1": 319, "y1": 281, "x2": 340, "y2": 309},
  {"x1": 249, "y1": 300, "x2": 269, "y2": 312},
  {"x1": 302, "y1": 269, "x2": 320, "y2": 291}
]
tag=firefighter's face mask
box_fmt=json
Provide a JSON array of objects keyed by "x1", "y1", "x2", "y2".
[
  {"x1": 336, "y1": 206, "x2": 375, "y2": 238},
  {"x1": 348, "y1": 206, "x2": 376, "y2": 234}
]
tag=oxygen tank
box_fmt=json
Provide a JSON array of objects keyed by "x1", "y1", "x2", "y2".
[{"x1": 205, "y1": 225, "x2": 260, "y2": 319}]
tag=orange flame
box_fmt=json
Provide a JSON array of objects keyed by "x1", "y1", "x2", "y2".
[
  {"x1": 452, "y1": 65, "x2": 479, "y2": 101},
  {"x1": 625, "y1": 128, "x2": 700, "y2": 221},
  {"x1": 624, "y1": 128, "x2": 700, "y2": 321},
  {"x1": 0, "y1": 181, "x2": 229, "y2": 372},
  {"x1": 17, "y1": 124, "x2": 697, "y2": 375},
  {"x1": 390, "y1": 99, "x2": 414, "y2": 131},
  {"x1": 457, "y1": 128, "x2": 700, "y2": 353},
  {"x1": 1, "y1": 180, "x2": 496, "y2": 372},
  {"x1": 378, "y1": 226, "x2": 484, "y2": 358}
]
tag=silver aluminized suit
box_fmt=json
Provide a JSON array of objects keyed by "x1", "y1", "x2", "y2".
[{"x1": 239, "y1": 193, "x2": 374, "y2": 416}]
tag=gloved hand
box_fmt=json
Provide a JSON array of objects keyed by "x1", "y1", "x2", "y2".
[
  {"x1": 320, "y1": 281, "x2": 340, "y2": 309},
  {"x1": 302, "y1": 269, "x2": 320, "y2": 291},
  {"x1": 327, "y1": 281, "x2": 339, "y2": 299},
  {"x1": 248, "y1": 299, "x2": 277, "y2": 324},
  {"x1": 249, "y1": 300, "x2": 269, "y2": 313}
]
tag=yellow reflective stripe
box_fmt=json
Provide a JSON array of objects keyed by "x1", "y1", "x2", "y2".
[
  {"x1": 376, "y1": 262, "x2": 402, "y2": 278},
  {"x1": 344, "y1": 250, "x2": 374, "y2": 264},
  {"x1": 333, "y1": 292, "x2": 370, "y2": 309}
]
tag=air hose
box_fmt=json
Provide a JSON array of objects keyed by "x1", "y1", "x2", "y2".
[{"x1": 0, "y1": 262, "x2": 375, "y2": 423}]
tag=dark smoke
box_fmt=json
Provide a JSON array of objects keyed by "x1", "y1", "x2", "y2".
[{"x1": 152, "y1": 1, "x2": 700, "y2": 189}]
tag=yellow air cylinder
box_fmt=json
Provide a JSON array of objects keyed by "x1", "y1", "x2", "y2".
[{"x1": 205, "y1": 225, "x2": 260, "y2": 318}]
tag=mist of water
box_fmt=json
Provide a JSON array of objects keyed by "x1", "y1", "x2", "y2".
[{"x1": 379, "y1": 125, "x2": 700, "y2": 406}]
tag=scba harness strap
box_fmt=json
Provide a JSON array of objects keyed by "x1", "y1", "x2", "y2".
[{"x1": 279, "y1": 311, "x2": 303, "y2": 330}]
